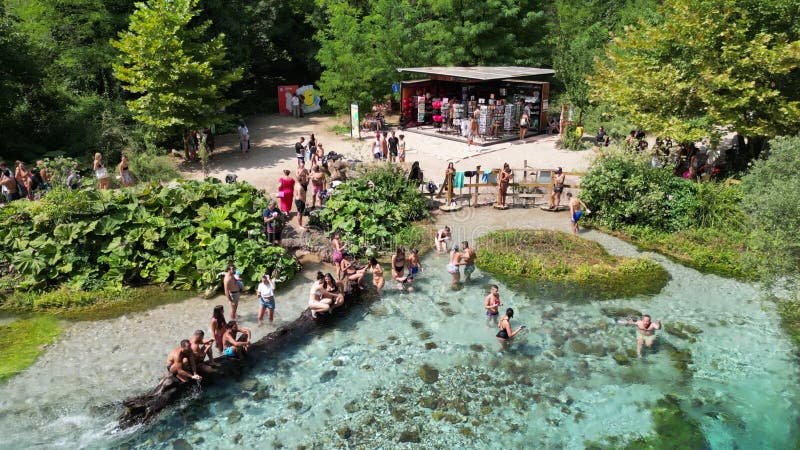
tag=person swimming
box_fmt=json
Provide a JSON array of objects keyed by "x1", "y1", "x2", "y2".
[{"x1": 621, "y1": 314, "x2": 662, "y2": 357}]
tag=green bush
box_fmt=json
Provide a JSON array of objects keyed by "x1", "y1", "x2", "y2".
[
  {"x1": 318, "y1": 164, "x2": 430, "y2": 255},
  {"x1": 560, "y1": 124, "x2": 586, "y2": 150},
  {"x1": 580, "y1": 147, "x2": 700, "y2": 232},
  {"x1": 0, "y1": 179, "x2": 299, "y2": 292},
  {"x1": 741, "y1": 136, "x2": 800, "y2": 281},
  {"x1": 126, "y1": 149, "x2": 179, "y2": 184},
  {"x1": 476, "y1": 229, "x2": 670, "y2": 300}
]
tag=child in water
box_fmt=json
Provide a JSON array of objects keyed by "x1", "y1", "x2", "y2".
[{"x1": 234, "y1": 271, "x2": 245, "y2": 291}]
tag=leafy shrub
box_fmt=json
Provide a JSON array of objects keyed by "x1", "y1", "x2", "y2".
[
  {"x1": 580, "y1": 147, "x2": 699, "y2": 232},
  {"x1": 741, "y1": 136, "x2": 800, "y2": 281},
  {"x1": 476, "y1": 229, "x2": 669, "y2": 300},
  {"x1": 317, "y1": 164, "x2": 430, "y2": 255},
  {"x1": 0, "y1": 179, "x2": 299, "y2": 292},
  {"x1": 126, "y1": 149, "x2": 179, "y2": 184},
  {"x1": 560, "y1": 124, "x2": 586, "y2": 150}
]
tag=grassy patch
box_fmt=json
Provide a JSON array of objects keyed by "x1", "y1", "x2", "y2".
[
  {"x1": 476, "y1": 229, "x2": 669, "y2": 300},
  {"x1": 1, "y1": 285, "x2": 192, "y2": 321},
  {"x1": 395, "y1": 222, "x2": 437, "y2": 255},
  {"x1": 598, "y1": 225, "x2": 754, "y2": 280},
  {"x1": 0, "y1": 316, "x2": 62, "y2": 382},
  {"x1": 329, "y1": 124, "x2": 351, "y2": 135}
]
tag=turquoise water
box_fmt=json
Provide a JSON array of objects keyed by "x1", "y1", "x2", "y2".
[{"x1": 0, "y1": 233, "x2": 798, "y2": 449}]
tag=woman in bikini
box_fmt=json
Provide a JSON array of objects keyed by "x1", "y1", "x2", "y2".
[
  {"x1": 118, "y1": 155, "x2": 135, "y2": 187},
  {"x1": 435, "y1": 226, "x2": 451, "y2": 254},
  {"x1": 308, "y1": 272, "x2": 333, "y2": 318},
  {"x1": 496, "y1": 308, "x2": 525, "y2": 344},
  {"x1": 368, "y1": 257, "x2": 385, "y2": 294},
  {"x1": 391, "y1": 246, "x2": 407, "y2": 284},
  {"x1": 340, "y1": 254, "x2": 367, "y2": 289},
  {"x1": 498, "y1": 162, "x2": 512, "y2": 207},
  {"x1": 323, "y1": 273, "x2": 346, "y2": 302},
  {"x1": 210, "y1": 305, "x2": 227, "y2": 355},
  {"x1": 93, "y1": 152, "x2": 110, "y2": 189}
]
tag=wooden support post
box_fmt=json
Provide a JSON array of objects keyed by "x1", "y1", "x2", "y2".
[
  {"x1": 473, "y1": 165, "x2": 481, "y2": 206},
  {"x1": 446, "y1": 171, "x2": 454, "y2": 206}
]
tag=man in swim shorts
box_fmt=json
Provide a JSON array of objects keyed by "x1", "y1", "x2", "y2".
[
  {"x1": 484, "y1": 284, "x2": 502, "y2": 324},
  {"x1": 166, "y1": 340, "x2": 202, "y2": 382},
  {"x1": 448, "y1": 243, "x2": 464, "y2": 285},
  {"x1": 461, "y1": 241, "x2": 477, "y2": 282},
  {"x1": 407, "y1": 248, "x2": 422, "y2": 281},
  {"x1": 566, "y1": 192, "x2": 591, "y2": 234},
  {"x1": 222, "y1": 321, "x2": 251, "y2": 358},
  {"x1": 223, "y1": 264, "x2": 240, "y2": 320},
  {"x1": 622, "y1": 314, "x2": 662, "y2": 357}
]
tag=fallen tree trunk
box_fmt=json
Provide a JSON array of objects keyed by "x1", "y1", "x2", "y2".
[{"x1": 118, "y1": 290, "x2": 368, "y2": 429}]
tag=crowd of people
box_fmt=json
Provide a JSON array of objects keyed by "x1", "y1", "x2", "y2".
[{"x1": 0, "y1": 160, "x2": 50, "y2": 202}]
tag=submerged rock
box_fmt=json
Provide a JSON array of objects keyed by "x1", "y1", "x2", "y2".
[
  {"x1": 319, "y1": 370, "x2": 338, "y2": 383},
  {"x1": 227, "y1": 411, "x2": 243, "y2": 424},
  {"x1": 425, "y1": 342, "x2": 438, "y2": 350},
  {"x1": 569, "y1": 339, "x2": 590, "y2": 355},
  {"x1": 419, "y1": 396, "x2": 438, "y2": 409},
  {"x1": 241, "y1": 378, "x2": 258, "y2": 391},
  {"x1": 600, "y1": 307, "x2": 643, "y2": 320},
  {"x1": 398, "y1": 430, "x2": 420, "y2": 443},
  {"x1": 263, "y1": 419, "x2": 277, "y2": 428},
  {"x1": 612, "y1": 353, "x2": 631, "y2": 366},
  {"x1": 156, "y1": 429, "x2": 175, "y2": 442},
  {"x1": 418, "y1": 364, "x2": 440, "y2": 384},
  {"x1": 410, "y1": 320, "x2": 424, "y2": 329},
  {"x1": 337, "y1": 426, "x2": 352, "y2": 439},
  {"x1": 172, "y1": 439, "x2": 193, "y2": 450},
  {"x1": 344, "y1": 401, "x2": 359, "y2": 413},
  {"x1": 418, "y1": 331, "x2": 432, "y2": 340},
  {"x1": 469, "y1": 344, "x2": 485, "y2": 352}
]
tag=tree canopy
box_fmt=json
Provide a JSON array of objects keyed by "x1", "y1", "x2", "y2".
[
  {"x1": 112, "y1": 0, "x2": 242, "y2": 135},
  {"x1": 588, "y1": 0, "x2": 800, "y2": 143}
]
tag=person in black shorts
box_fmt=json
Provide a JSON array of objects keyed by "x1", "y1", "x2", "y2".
[
  {"x1": 387, "y1": 130, "x2": 399, "y2": 163},
  {"x1": 295, "y1": 137, "x2": 306, "y2": 168}
]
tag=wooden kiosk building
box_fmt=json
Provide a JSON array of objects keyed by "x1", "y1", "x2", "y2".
[{"x1": 397, "y1": 66, "x2": 554, "y2": 145}]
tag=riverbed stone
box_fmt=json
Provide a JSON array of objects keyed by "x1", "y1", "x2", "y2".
[
  {"x1": 418, "y1": 364, "x2": 439, "y2": 384},
  {"x1": 477, "y1": 373, "x2": 491, "y2": 382},
  {"x1": 263, "y1": 419, "x2": 277, "y2": 428},
  {"x1": 156, "y1": 429, "x2": 175, "y2": 442},
  {"x1": 613, "y1": 353, "x2": 631, "y2": 366},
  {"x1": 253, "y1": 387, "x2": 270, "y2": 401},
  {"x1": 394, "y1": 357, "x2": 404, "y2": 364},
  {"x1": 320, "y1": 370, "x2": 338, "y2": 383},
  {"x1": 410, "y1": 320, "x2": 424, "y2": 329},
  {"x1": 332, "y1": 359, "x2": 344, "y2": 367},
  {"x1": 418, "y1": 330, "x2": 432, "y2": 340},
  {"x1": 469, "y1": 344, "x2": 484, "y2": 352},
  {"x1": 460, "y1": 426, "x2": 475, "y2": 438},
  {"x1": 189, "y1": 436, "x2": 204, "y2": 445},
  {"x1": 425, "y1": 342, "x2": 438, "y2": 350},
  {"x1": 337, "y1": 426, "x2": 352, "y2": 439},
  {"x1": 241, "y1": 378, "x2": 259, "y2": 391},
  {"x1": 398, "y1": 430, "x2": 420, "y2": 443},
  {"x1": 569, "y1": 339, "x2": 590, "y2": 354},
  {"x1": 227, "y1": 411, "x2": 243, "y2": 424},
  {"x1": 344, "y1": 401, "x2": 359, "y2": 413},
  {"x1": 440, "y1": 306, "x2": 458, "y2": 316},
  {"x1": 600, "y1": 307, "x2": 643, "y2": 319},
  {"x1": 172, "y1": 439, "x2": 192, "y2": 450}
]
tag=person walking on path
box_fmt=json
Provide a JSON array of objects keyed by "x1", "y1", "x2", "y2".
[
  {"x1": 387, "y1": 131, "x2": 399, "y2": 163},
  {"x1": 237, "y1": 121, "x2": 250, "y2": 154},
  {"x1": 277, "y1": 169, "x2": 295, "y2": 213},
  {"x1": 118, "y1": 155, "x2": 135, "y2": 187},
  {"x1": 295, "y1": 137, "x2": 306, "y2": 168},
  {"x1": 93, "y1": 153, "x2": 110, "y2": 190}
]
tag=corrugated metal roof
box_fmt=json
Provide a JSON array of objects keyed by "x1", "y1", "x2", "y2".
[{"x1": 397, "y1": 66, "x2": 555, "y2": 80}]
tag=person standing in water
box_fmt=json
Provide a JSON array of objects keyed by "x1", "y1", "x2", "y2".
[
  {"x1": 461, "y1": 241, "x2": 477, "y2": 282},
  {"x1": 368, "y1": 257, "x2": 385, "y2": 294},
  {"x1": 435, "y1": 226, "x2": 451, "y2": 254},
  {"x1": 566, "y1": 192, "x2": 591, "y2": 234},
  {"x1": 391, "y1": 246, "x2": 408, "y2": 286},
  {"x1": 407, "y1": 248, "x2": 422, "y2": 281},
  {"x1": 496, "y1": 308, "x2": 525, "y2": 343},
  {"x1": 621, "y1": 314, "x2": 662, "y2": 357},
  {"x1": 448, "y1": 243, "x2": 464, "y2": 285},
  {"x1": 484, "y1": 285, "x2": 502, "y2": 324},
  {"x1": 257, "y1": 273, "x2": 276, "y2": 326}
]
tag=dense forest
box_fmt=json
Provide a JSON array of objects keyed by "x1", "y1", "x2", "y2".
[{"x1": 1, "y1": 0, "x2": 798, "y2": 162}]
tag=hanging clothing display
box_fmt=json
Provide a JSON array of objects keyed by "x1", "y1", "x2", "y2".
[
  {"x1": 504, "y1": 104, "x2": 516, "y2": 130},
  {"x1": 478, "y1": 105, "x2": 489, "y2": 135},
  {"x1": 417, "y1": 96, "x2": 426, "y2": 123}
]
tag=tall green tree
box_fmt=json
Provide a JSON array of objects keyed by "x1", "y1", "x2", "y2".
[
  {"x1": 588, "y1": 0, "x2": 800, "y2": 144},
  {"x1": 112, "y1": 0, "x2": 242, "y2": 139}
]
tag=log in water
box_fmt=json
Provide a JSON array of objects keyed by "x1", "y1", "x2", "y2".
[{"x1": 118, "y1": 290, "x2": 367, "y2": 428}]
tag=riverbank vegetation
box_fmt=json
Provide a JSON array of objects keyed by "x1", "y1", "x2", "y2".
[
  {"x1": 0, "y1": 315, "x2": 61, "y2": 383},
  {"x1": 476, "y1": 230, "x2": 670, "y2": 300},
  {"x1": 316, "y1": 164, "x2": 431, "y2": 256},
  {"x1": 0, "y1": 179, "x2": 299, "y2": 304},
  {"x1": 580, "y1": 147, "x2": 753, "y2": 279}
]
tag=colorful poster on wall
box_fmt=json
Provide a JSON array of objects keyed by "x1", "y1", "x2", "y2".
[
  {"x1": 277, "y1": 85, "x2": 298, "y2": 115},
  {"x1": 350, "y1": 103, "x2": 360, "y2": 139},
  {"x1": 296, "y1": 85, "x2": 321, "y2": 114}
]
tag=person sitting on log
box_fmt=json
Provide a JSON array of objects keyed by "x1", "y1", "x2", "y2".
[
  {"x1": 166, "y1": 340, "x2": 202, "y2": 382},
  {"x1": 339, "y1": 253, "x2": 367, "y2": 290},
  {"x1": 189, "y1": 329, "x2": 216, "y2": 367},
  {"x1": 309, "y1": 272, "x2": 333, "y2": 318},
  {"x1": 221, "y1": 321, "x2": 251, "y2": 358},
  {"x1": 322, "y1": 273, "x2": 346, "y2": 308}
]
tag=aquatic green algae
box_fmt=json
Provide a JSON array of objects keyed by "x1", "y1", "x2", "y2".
[{"x1": 0, "y1": 315, "x2": 62, "y2": 383}]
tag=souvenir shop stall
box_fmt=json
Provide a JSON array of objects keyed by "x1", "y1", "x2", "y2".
[{"x1": 397, "y1": 66, "x2": 554, "y2": 145}]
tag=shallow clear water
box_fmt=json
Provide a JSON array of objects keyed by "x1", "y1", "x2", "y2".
[{"x1": 0, "y1": 233, "x2": 798, "y2": 449}]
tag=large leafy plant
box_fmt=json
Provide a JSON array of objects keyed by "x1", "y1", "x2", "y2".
[
  {"x1": 317, "y1": 164, "x2": 430, "y2": 255},
  {"x1": 0, "y1": 179, "x2": 299, "y2": 291}
]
